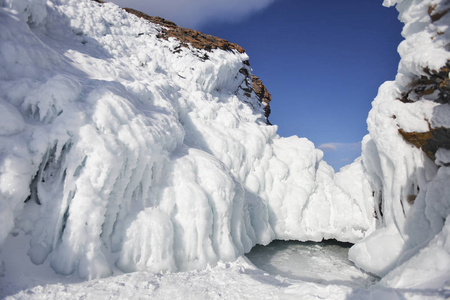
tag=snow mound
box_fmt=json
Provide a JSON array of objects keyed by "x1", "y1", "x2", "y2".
[
  {"x1": 0, "y1": 0, "x2": 374, "y2": 279},
  {"x1": 348, "y1": 0, "x2": 450, "y2": 289}
]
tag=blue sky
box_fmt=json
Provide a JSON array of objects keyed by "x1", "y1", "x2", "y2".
[
  {"x1": 200, "y1": 1, "x2": 404, "y2": 170},
  {"x1": 111, "y1": 0, "x2": 404, "y2": 171}
]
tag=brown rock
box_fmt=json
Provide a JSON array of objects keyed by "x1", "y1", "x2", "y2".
[
  {"x1": 398, "y1": 126, "x2": 450, "y2": 161},
  {"x1": 399, "y1": 62, "x2": 450, "y2": 104},
  {"x1": 428, "y1": 4, "x2": 450, "y2": 22},
  {"x1": 122, "y1": 7, "x2": 245, "y2": 54},
  {"x1": 90, "y1": 1, "x2": 273, "y2": 122},
  {"x1": 252, "y1": 75, "x2": 272, "y2": 120},
  {"x1": 397, "y1": 61, "x2": 450, "y2": 162}
]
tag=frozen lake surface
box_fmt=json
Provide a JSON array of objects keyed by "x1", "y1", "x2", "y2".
[{"x1": 245, "y1": 240, "x2": 379, "y2": 288}]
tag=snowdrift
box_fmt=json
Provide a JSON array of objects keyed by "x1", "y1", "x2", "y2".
[
  {"x1": 348, "y1": 0, "x2": 450, "y2": 289},
  {"x1": 0, "y1": 0, "x2": 374, "y2": 279}
]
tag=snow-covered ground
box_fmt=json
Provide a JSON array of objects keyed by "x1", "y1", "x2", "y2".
[{"x1": 1, "y1": 235, "x2": 447, "y2": 299}]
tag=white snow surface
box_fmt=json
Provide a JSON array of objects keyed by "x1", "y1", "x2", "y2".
[
  {"x1": 347, "y1": 0, "x2": 450, "y2": 291},
  {"x1": 2, "y1": 231, "x2": 448, "y2": 300},
  {"x1": 0, "y1": 0, "x2": 375, "y2": 285}
]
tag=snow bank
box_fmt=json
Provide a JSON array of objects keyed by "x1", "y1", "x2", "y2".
[
  {"x1": 348, "y1": 0, "x2": 450, "y2": 288},
  {"x1": 0, "y1": 0, "x2": 374, "y2": 279}
]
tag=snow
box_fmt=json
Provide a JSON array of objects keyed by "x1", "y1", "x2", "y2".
[
  {"x1": 349, "y1": 224, "x2": 405, "y2": 277},
  {"x1": 0, "y1": 0, "x2": 374, "y2": 283},
  {"x1": 246, "y1": 240, "x2": 378, "y2": 289},
  {"x1": 347, "y1": 0, "x2": 450, "y2": 291},
  {"x1": 3, "y1": 0, "x2": 47, "y2": 26},
  {"x1": 0, "y1": 0, "x2": 449, "y2": 297},
  {"x1": 2, "y1": 231, "x2": 448, "y2": 300}
]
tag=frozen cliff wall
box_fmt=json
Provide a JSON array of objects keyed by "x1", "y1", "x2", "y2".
[
  {"x1": 0, "y1": 0, "x2": 374, "y2": 279},
  {"x1": 348, "y1": 0, "x2": 450, "y2": 289}
]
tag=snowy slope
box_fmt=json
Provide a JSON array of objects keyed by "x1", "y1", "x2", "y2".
[
  {"x1": 347, "y1": 0, "x2": 450, "y2": 290},
  {"x1": 0, "y1": 0, "x2": 375, "y2": 282}
]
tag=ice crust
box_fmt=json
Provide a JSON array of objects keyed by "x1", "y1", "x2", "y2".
[
  {"x1": 348, "y1": 0, "x2": 450, "y2": 289},
  {"x1": 0, "y1": 0, "x2": 375, "y2": 279}
]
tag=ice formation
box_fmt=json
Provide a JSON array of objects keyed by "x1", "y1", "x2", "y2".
[
  {"x1": 347, "y1": 0, "x2": 450, "y2": 289},
  {"x1": 2, "y1": 0, "x2": 449, "y2": 292},
  {"x1": 0, "y1": 0, "x2": 375, "y2": 280}
]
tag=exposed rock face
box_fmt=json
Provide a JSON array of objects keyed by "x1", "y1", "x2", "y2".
[
  {"x1": 399, "y1": 126, "x2": 450, "y2": 161},
  {"x1": 122, "y1": 8, "x2": 245, "y2": 54},
  {"x1": 399, "y1": 64, "x2": 449, "y2": 104},
  {"x1": 398, "y1": 62, "x2": 450, "y2": 161},
  {"x1": 252, "y1": 75, "x2": 272, "y2": 120}
]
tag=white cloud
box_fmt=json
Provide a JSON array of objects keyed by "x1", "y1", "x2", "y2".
[
  {"x1": 109, "y1": 0, "x2": 275, "y2": 29},
  {"x1": 319, "y1": 143, "x2": 338, "y2": 151},
  {"x1": 318, "y1": 142, "x2": 361, "y2": 152}
]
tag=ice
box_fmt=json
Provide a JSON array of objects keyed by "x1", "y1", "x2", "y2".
[
  {"x1": 21, "y1": 75, "x2": 81, "y2": 123},
  {"x1": 1, "y1": 0, "x2": 448, "y2": 296},
  {"x1": 246, "y1": 240, "x2": 379, "y2": 288},
  {"x1": 3, "y1": 0, "x2": 47, "y2": 26},
  {"x1": 117, "y1": 208, "x2": 176, "y2": 273},
  {"x1": 435, "y1": 148, "x2": 450, "y2": 167},
  {"x1": 346, "y1": 0, "x2": 450, "y2": 289},
  {"x1": 0, "y1": 0, "x2": 374, "y2": 281},
  {"x1": 2, "y1": 236, "x2": 445, "y2": 300},
  {"x1": 0, "y1": 101, "x2": 26, "y2": 136},
  {"x1": 379, "y1": 218, "x2": 450, "y2": 289},
  {"x1": 348, "y1": 224, "x2": 405, "y2": 277}
]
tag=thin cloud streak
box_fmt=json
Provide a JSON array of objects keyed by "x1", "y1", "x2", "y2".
[
  {"x1": 318, "y1": 142, "x2": 361, "y2": 152},
  {"x1": 319, "y1": 143, "x2": 337, "y2": 151},
  {"x1": 109, "y1": 0, "x2": 275, "y2": 29}
]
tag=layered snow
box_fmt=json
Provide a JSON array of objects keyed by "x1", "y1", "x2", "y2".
[
  {"x1": 347, "y1": 0, "x2": 450, "y2": 290},
  {"x1": 0, "y1": 0, "x2": 375, "y2": 282}
]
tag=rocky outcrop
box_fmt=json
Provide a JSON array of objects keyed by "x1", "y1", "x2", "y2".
[
  {"x1": 90, "y1": 1, "x2": 271, "y2": 122},
  {"x1": 399, "y1": 126, "x2": 450, "y2": 161},
  {"x1": 252, "y1": 75, "x2": 272, "y2": 120},
  {"x1": 122, "y1": 8, "x2": 245, "y2": 54},
  {"x1": 398, "y1": 62, "x2": 450, "y2": 161},
  {"x1": 399, "y1": 64, "x2": 450, "y2": 104}
]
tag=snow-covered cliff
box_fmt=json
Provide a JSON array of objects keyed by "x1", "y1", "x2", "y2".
[
  {"x1": 0, "y1": 0, "x2": 374, "y2": 280},
  {"x1": 347, "y1": 0, "x2": 450, "y2": 289}
]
